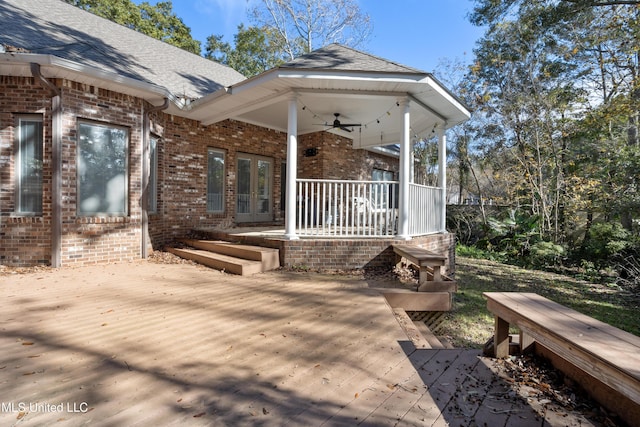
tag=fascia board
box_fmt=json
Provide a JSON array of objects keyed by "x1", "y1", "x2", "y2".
[{"x1": 1, "y1": 53, "x2": 178, "y2": 108}]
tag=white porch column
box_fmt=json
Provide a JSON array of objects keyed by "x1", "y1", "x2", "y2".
[
  {"x1": 397, "y1": 97, "x2": 411, "y2": 240},
  {"x1": 437, "y1": 125, "x2": 447, "y2": 232},
  {"x1": 284, "y1": 95, "x2": 299, "y2": 240}
]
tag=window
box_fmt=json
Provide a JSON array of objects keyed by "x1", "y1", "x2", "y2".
[
  {"x1": 148, "y1": 136, "x2": 158, "y2": 213},
  {"x1": 207, "y1": 149, "x2": 225, "y2": 212},
  {"x1": 77, "y1": 121, "x2": 128, "y2": 216},
  {"x1": 372, "y1": 168, "x2": 397, "y2": 209},
  {"x1": 372, "y1": 169, "x2": 394, "y2": 182},
  {"x1": 16, "y1": 116, "x2": 43, "y2": 214}
]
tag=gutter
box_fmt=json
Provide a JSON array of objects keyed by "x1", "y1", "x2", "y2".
[
  {"x1": 30, "y1": 63, "x2": 62, "y2": 268},
  {"x1": 141, "y1": 98, "x2": 169, "y2": 259}
]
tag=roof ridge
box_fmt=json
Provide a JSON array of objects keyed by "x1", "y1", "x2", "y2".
[
  {"x1": 280, "y1": 43, "x2": 427, "y2": 75},
  {"x1": 327, "y1": 43, "x2": 426, "y2": 74}
]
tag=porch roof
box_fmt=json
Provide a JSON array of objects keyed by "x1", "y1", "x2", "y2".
[{"x1": 188, "y1": 44, "x2": 471, "y2": 148}]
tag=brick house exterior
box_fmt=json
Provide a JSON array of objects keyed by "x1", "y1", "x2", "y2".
[{"x1": 0, "y1": 0, "x2": 470, "y2": 269}]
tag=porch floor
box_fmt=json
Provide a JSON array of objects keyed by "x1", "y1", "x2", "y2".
[{"x1": 1, "y1": 262, "x2": 587, "y2": 426}]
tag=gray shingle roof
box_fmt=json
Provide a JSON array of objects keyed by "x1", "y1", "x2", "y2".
[
  {"x1": 0, "y1": 0, "x2": 246, "y2": 99},
  {"x1": 279, "y1": 43, "x2": 426, "y2": 75}
]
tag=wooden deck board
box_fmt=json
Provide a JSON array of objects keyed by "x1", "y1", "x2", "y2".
[{"x1": 0, "y1": 265, "x2": 608, "y2": 426}]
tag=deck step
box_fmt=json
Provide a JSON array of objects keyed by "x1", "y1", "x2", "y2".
[
  {"x1": 181, "y1": 239, "x2": 280, "y2": 271},
  {"x1": 382, "y1": 289, "x2": 452, "y2": 311},
  {"x1": 392, "y1": 308, "x2": 445, "y2": 349},
  {"x1": 166, "y1": 247, "x2": 263, "y2": 276}
]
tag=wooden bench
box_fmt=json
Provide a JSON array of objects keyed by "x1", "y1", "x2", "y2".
[
  {"x1": 392, "y1": 244, "x2": 456, "y2": 293},
  {"x1": 484, "y1": 292, "x2": 640, "y2": 426}
]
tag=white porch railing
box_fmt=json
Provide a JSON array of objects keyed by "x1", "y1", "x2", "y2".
[
  {"x1": 295, "y1": 179, "x2": 443, "y2": 237},
  {"x1": 408, "y1": 183, "x2": 443, "y2": 235}
]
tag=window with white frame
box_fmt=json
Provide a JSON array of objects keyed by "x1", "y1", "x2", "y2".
[
  {"x1": 372, "y1": 168, "x2": 396, "y2": 209},
  {"x1": 16, "y1": 116, "x2": 43, "y2": 214},
  {"x1": 207, "y1": 149, "x2": 225, "y2": 212},
  {"x1": 148, "y1": 136, "x2": 158, "y2": 213},
  {"x1": 77, "y1": 121, "x2": 128, "y2": 216}
]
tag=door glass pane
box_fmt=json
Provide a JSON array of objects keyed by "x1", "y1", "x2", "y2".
[
  {"x1": 257, "y1": 159, "x2": 270, "y2": 214},
  {"x1": 207, "y1": 149, "x2": 224, "y2": 212},
  {"x1": 237, "y1": 158, "x2": 251, "y2": 214}
]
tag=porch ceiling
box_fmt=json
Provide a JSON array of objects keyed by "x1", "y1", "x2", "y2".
[{"x1": 188, "y1": 69, "x2": 471, "y2": 148}]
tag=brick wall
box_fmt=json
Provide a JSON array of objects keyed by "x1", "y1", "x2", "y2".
[
  {"x1": 0, "y1": 76, "x2": 54, "y2": 266},
  {"x1": 279, "y1": 233, "x2": 456, "y2": 274},
  {"x1": 1, "y1": 74, "x2": 426, "y2": 268},
  {"x1": 299, "y1": 132, "x2": 398, "y2": 181},
  {"x1": 147, "y1": 115, "x2": 288, "y2": 248}
]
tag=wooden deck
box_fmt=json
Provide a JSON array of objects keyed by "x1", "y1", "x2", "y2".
[{"x1": 0, "y1": 262, "x2": 597, "y2": 426}]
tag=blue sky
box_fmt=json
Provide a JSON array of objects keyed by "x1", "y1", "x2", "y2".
[{"x1": 159, "y1": 0, "x2": 485, "y2": 73}]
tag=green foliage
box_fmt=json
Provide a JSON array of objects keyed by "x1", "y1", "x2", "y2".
[
  {"x1": 205, "y1": 24, "x2": 285, "y2": 77},
  {"x1": 583, "y1": 222, "x2": 632, "y2": 261},
  {"x1": 474, "y1": 209, "x2": 566, "y2": 268},
  {"x1": 529, "y1": 240, "x2": 565, "y2": 268},
  {"x1": 456, "y1": 244, "x2": 505, "y2": 262}
]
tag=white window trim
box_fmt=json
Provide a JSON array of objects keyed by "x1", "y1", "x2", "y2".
[
  {"x1": 207, "y1": 148, "x2": 225, "y2": 213},
  {"x1": 148, "y1": 136, "x2": 159, "y2": 214},
  {"x1": 15, "y1": 115, "x2": 43, "y2": 215}
]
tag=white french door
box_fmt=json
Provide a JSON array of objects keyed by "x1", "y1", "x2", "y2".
[{"x1": 236, "y1": 154, "x2": 273, "y2": 223}]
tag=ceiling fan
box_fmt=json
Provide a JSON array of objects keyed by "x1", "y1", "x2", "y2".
[{"x1": 318, "y1": 113, "x2": 362, "y2": 133}]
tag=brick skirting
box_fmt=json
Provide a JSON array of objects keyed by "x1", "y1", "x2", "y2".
[{"x1": 195, "y1": 229, "x2": 456, "y2": 275}]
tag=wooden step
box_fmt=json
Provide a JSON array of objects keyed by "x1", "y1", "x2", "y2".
[
  {"x1": 166, "y1": 247, "x2": 263, "y2": 276},
  {"x1": 181, "y1": 239, "x2": 280, "y2": 271},
  {"x1": 381, "y1": 289, "x2": 452, "y2": 311}
]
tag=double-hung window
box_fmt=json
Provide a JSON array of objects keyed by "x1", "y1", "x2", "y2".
[
  {"x1": 16, "y1": 116, "x2": 43, "y2": 214},
  {"x1": 77, "y1": 121, "x2": 129, "y2": 216},
  {"x1": 207, "y1": 149, "x2": 225, "y2": 212}
]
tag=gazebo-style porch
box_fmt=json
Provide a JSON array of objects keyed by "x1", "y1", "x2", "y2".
[{"x1": 187, "y1": 44, "x2": 471, "y2": 246}]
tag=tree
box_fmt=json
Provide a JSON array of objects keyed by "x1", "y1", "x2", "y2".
[
  {"x1": 248, "y1": 0, "x2": 372, "y2": 60},
  {"x1": 64, "y1": 0, "x2": 201, "y2": 54},
  {"x1": 468, "y1": 0, "x2": 639, "y2": 251},
  {"x1": 205, "y1": 24, "x2": 285, "y2": 77}
]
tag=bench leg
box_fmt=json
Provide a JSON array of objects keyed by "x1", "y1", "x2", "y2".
[
  {"x1": 432, "y1": 266, "x2": 442, "y2": 282},
  {"x1": 395, "y1": 254, "x2": 403, "y2": 270},
  {"x1": 419, "y1": 267, "x2": 428, "y2": 286},
  {"x1": 494, "y1": 316, "x2": 510, "y2": 358},
  {"x1": 519, "y1": 330, "x2": 535, "y2": 353}
]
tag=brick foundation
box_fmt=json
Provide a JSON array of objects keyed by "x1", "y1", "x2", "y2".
[{"x1": 196, "y1": 228, "x2": 456, "y2": 274}]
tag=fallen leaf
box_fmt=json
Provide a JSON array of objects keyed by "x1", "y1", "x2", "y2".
[
  {"x1": 354, "y1": 392, "x2": 359, "y2": 398},
  {"x1": 21, "y1": 342, "x2": 34, "y2": 346},
  {"x1": 262, "y1": 408, "x2": 269, "y2": 415},
  {"x1": 101, "y1": 323, "x2": 108, "y2": 327},
  {"x1": 17, "y1": 412, "x2": 26, "y2": 420},
  {"x1": 193, "y1": 412, "x2": 205, "y2": 418}
]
